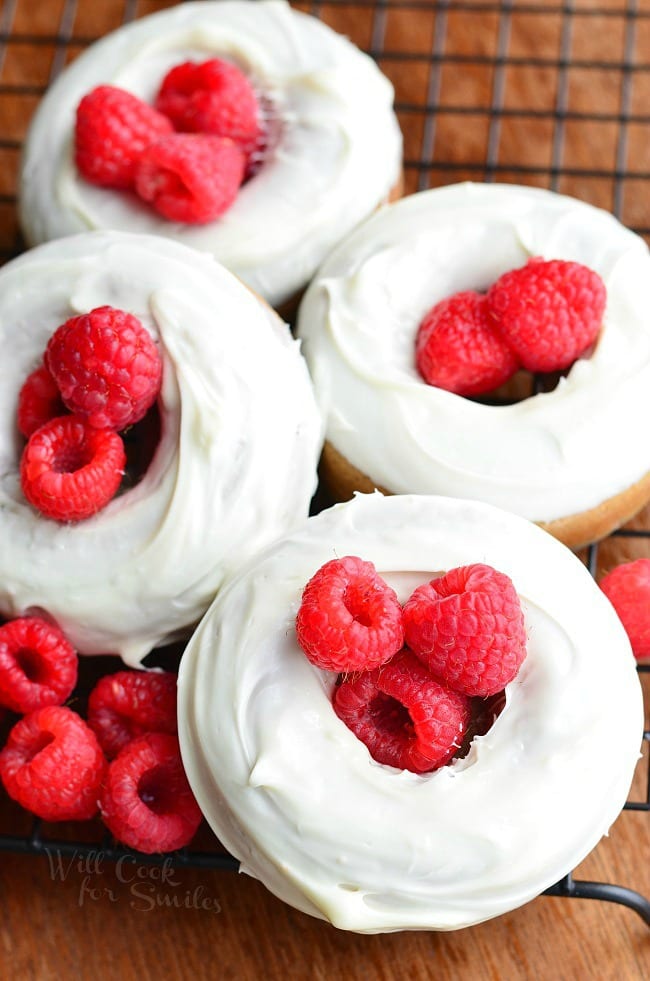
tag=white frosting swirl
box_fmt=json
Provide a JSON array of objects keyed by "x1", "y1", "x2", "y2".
[
  {"x1": 296, "y1": 183, "x2": 650, "y2": 523},
  {"x1": 178, "y1": 493, "x2": 643, "y2": 933},
  {"x1": 0, "y1": 231, "x2": 321, "y2": 665},
  {"x1": 19, "y1": 0, "x2": 402, "y2": 309}
]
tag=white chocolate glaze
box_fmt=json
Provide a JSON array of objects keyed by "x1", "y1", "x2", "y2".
[
  {"x1": 178, "y1": 493, "x2": 643, "y2": 932},
  {"x1": 19, "y1": 0, "x2": 402, "y2": 309},
  {"x1": 296, "y1": 182, "x2": 650, "y2": 523},
  {"x1": 0, "y1": 231, "x2": 321, "y2": 665}
]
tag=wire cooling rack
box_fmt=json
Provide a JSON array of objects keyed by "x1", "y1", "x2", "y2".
[{"x1": 0, "y1": 0, "x2": 649, "y2": 927}]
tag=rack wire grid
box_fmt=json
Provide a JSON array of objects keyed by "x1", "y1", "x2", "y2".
[{"x1": 0, "y1": 0, "x2": 649, "y2": 927}]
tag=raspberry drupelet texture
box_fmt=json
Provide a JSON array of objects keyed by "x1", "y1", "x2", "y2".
[
  {"x1": 46, "y1": 305, "x2": 162, "y2": 431},
  {"x1": 334, "y1": 649, "x2": 471, "y2": 773},
  {"x1": 0, "y1": 706, "x2": 106, "y2": 822},
  {"x1": 75, "y1": 85, "x2": 173, "y2": 190},
  {"x1": 99, "y1": 733, "x2": 202, "y2": 854},
  {"x1": 295, "y1": 556, "x2": 405, "y2": 672},
  {"x1": 403, "y1": 564, "x2": 527, "y2": 697},
  {"x1": 416, "y1": 291, "x2": 519, "y2": 396},
  {"x1": 155, "y1": 58, "x2": 261, "y2": 159},
  {"x1": 135, "y1": 133, "x2": 245, "y2": 224},
  {"x1": 599, "y1": 559, "x2": 650, "y2": 660},
  {"x1": 486, "y1": 257, "x2": 606, "y2": 373},
  {"x1": 88, "y1": 670, "x2": 177, "y2": 759},
  {"x1": 17, "y1": 365, "x2": 66, "y2": 439},
  {"x1": 20, "y1": 415, "x2": 126, "y2": 522},
  {"x1": 0, "y1": 617, "x2": 78, "y2": 714}
]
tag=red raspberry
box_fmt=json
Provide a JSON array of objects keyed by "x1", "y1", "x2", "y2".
[
  {"x1": 403, "y1": 564, "x2": 527, "y2": 697},
  {"x1": 0, "y1": 617, "x2": 77, "y2": 714},
  {"x1": 20, "y1": 415, "x2": 126, "y2": 522},
  {"x1": 17, "y1": 365, "x2": 66, "y2": 439},
  {"x1": 333, "y1": 649, "x2": 471, "y2": 773},
  {"x1": 155, "y1": 58, "x2": 261, "y2": 158},
  {"x1": 99, "y1": 733, "x2": 202, "y2": 854},
  {"x1": 416, "y1": 291, "x2": 519, "y2": 396},
  {"x1": 600, "y1": 559, "x2": 650, "y2": 660},
  {"x1": 75, "y1": 84, "x2": 173, "y2": 190},
  {"x1": 46, "y1": 306, "x2": 162, "y2": 431},
  {"x1": 486, "y1": 258, "x2": 606, "y2": 372},
  {"x1": 88, "y1": 670, "x2": 177, "y2": 759},
  {"x1": 0, "y1": 706, "x2": 106, "y2": 821},
  {"x1": 135, "y1": 133, "x2": 245, "y2": 224},
  {"x1": 295, "y1": 556, "x2": 404, "y2": 672}
]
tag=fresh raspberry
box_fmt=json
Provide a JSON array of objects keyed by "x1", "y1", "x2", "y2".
[
  {"x1": 17, "y1": 365, "x2": 66, "y2": 439},
  {"x1": 295, "y1": 556, "x2": 404, "y2": 672},
  {"x1": 333, "y1": 649, "x2": 471, "y2": 773},
  {"x1": 46, "y1": 306, "x2": 162, "y2": 431},
  {"x1": 75, "y1": 84, "x2": 173, "y2": 190},
  {"x1": 87, "y1": 670, "x2": 177, "y2": 760},
  {"x1": 155, "y1": 58, "x2": 261, "y2": 158},
  {"x1": 135, "y1": 133, "x2": 245, "y2": 224},
  {"x1": 416, "y1": 291, "x2": 519, "y2": 396},
  {"x1": 600, "y1": 559, "x2": 650, "y2": 660},
  {"x1": 20, "y1": 415, "x2": 126, "y2": 522},
  {"x1": 0, "y1": 706, "x2": 106, "y2": 822},
  {"x1": 486, "y1": 258, "x2": 606, "y2": 373},
  {"x1": 99, "y1": 733, "x2": 202, "y2": 854},
  {"x1": 0, "y1": 617, "x2": 77, "y2": 714},
  {"x1": 403, "y1": 564, "x2": 527, "y2": 697}
]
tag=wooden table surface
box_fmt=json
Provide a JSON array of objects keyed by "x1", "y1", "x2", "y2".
[{"x1": 1, "y1": 0, "x2": 650, "y2": 977}]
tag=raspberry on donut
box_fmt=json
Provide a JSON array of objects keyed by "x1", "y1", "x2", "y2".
[
  {"x1": 75, "y1": 85, "x2": 173, "y2": 190},
  {"x1": 99, "y1": 733, "x2": 202, "y2": 854},
  {"x1": 0, "y1": 706, "x2": 106, "y2": 822},
  {"x1": 17, "y1": 365, "x2": 66, "y2": 439},
  {"x1": 87, "y1": 670, "x2": 177, "y2": 759},
  {"x1": 0, "y1": 617, "x2": 77, "y2": 714},
  {"x1": 46, "y1": 305, "x2": 162, "y2": 431},
  {"x1": 334, "y1": 649, "x2": 471, "y2": 773},
  {"x1": 295, "y1": 556, "x2": 404, "y2": 672},
  {"x1": 403, "y1": 563, "x2": 527, "y2": 697},
  {"x1": 20, "y1": 415, "x2": 126, "y2": 522}
]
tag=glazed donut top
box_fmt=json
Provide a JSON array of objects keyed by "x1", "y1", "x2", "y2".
[
  {"x1": 19, "y1": 0, "x2": 402, "y2": 309},
  {"x1": 0, "y1": 231, "x2": 321, "y2": 665},
  {"x1": 296, "y1": 182, "x2": 650, "y2": 523},
  {"x1": 178, "y1": 493, "x2": 642, "y2": 933}
]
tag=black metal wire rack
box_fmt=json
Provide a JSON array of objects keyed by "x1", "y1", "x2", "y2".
[{"x1": 0, "y1": 0, "x2": 649, "y2": 927}]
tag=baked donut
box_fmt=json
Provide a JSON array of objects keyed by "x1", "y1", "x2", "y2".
[
  {"x1": 296, "y1": 182, "x2": 650, "y2": 549},
  {"x1": 19, "y1": 0, "x2": 403, "y2": 311},
  {"x1": 177, "y1": 492, "x2": 643, "y2": 933},
  {"x1": 0, "y1": 231, "x2": 321, "y2": 665}
]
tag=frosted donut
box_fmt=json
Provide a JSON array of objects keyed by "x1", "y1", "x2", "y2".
[
  {"x1": 296, "y1": 183, "x2": 650, "y2": 548},
  {"x1": 177, "y1": 493, "x2": 643, "y2": 932},
  {"x1": 19, "y1": 0, "x2": 403, "y2": 311},
  {"x1": 0, "y1": 231, "x2": 321, "y2": 665}
]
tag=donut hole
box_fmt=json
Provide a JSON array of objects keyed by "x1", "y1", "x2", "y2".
[
  {"x1": 470, "y1": 367, "x2": 566, "y2": 406},
  {"x1": 456, "y1": 690, "x2": 507, "y2": 760},
  {"x1": 120, "y1": 403, "x2": 161, "y2": 491}
]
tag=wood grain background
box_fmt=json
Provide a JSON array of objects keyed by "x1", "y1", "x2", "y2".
[{"x1": 0, "y1": 1, "x2": 649, "y2": 978}]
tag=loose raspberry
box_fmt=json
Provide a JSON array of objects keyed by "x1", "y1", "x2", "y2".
[
  {"x1": 75, "y1": 85, "x2": 173, "y2": 190},
  {"x1": 0, "y1": 706, "x2": 106, "y2": 821},
  {"x1": 88, "y1": 670, "x2": 177, "y2": 760},
  {"x1": 20, "y1": 415, "x2": 126, "y2": 522},
  {"x1": 155, "y1": 58, "x2": 261, "y2": 159},
  {"x1": 135, "y1": 133, "x2": 245, "y2": 224},
  {"x1": 17, "y1": 365, "x2": 67, "y2": 439},
  {"x1": 99, "y1": 733, "x2": 202, "y2": 854},
  {"x1": 334, "y1": 649, "x2": 471, "y2": 773},
  {"x1": 46, "y1": 306, "x2": 162, "y2": 431},
  {"x1": 416, "y1": 291, "x2": 519, "y2": 396},
  {"x1": 295, "y1": 556, "x2": 404, "y2": 672},
  {"x1": 486, "y1": 258, "x2": 606, "y2": 372},
  {"x1": 600, "y1": 559, "x2": 650, "y2": 660},
  {"x1": 0, "y1": 617, "x2": 77, "y2": 714},
  {"x1": 403, "y1": 564, "x2": 527, "y2": 697}
]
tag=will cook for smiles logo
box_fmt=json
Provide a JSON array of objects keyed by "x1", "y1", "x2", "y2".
[{"x1": 45, "y1": 848, "x2": 222, "y2": 913}]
